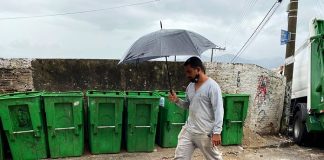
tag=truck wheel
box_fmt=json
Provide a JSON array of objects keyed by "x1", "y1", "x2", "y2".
[{"x1": 293, "y1": 111, "x2": 307, "y2": 145}]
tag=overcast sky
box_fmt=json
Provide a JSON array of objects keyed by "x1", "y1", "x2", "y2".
[{"x1": 0, "y1": 0, "x2": 322, "y2": 61}]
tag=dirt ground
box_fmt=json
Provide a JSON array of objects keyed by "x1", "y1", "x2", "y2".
[
  {"x1": 56, "y1": 131, "x2": 324, "y2": 160},
  {"x1": 242, "y1": 127, "x2": 268, "y2": 147},
  {"x1": 57, "y1": 144, "x2": 324, "y2": 160}
]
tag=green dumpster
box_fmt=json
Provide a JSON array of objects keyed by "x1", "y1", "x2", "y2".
[
  {"x1": 87, "y1": 90, "x2": 124, "y2": 154},
  {"x1": 0, "y1": 92, "x2": 48, "y2": 160},
  {"x1": 222, "y1": 94, "x2": 249, "y2": 145},
  {"x1": 42, "y1": 91, "x2": 84, "y2": 158},
  {"x1": 156, "y1": 90, "x2": 188, "y2": 148},
  {"x1": 125, "y1": 91, "x2": 160, "y2": 152}
]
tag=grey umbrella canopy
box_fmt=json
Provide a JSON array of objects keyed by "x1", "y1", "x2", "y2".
[
  {"x1": 118, "y1": 29, "x2": 216, "y2": 91},
  {"x1": 118, "y1": 29, "x2": 216, "y2": 64}
]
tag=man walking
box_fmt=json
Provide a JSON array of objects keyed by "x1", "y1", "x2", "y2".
[{"x1": 169, "y1": 56, "x2": 224, "y2": 160}]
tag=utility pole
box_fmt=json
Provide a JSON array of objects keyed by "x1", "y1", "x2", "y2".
[
  {"x1": 211, "y1": 47, "x2": 226, "y2": 62},
  {"x1": 281, "y1": 0, "x2": 298, "y2": 134},
  {"x1": 284, "y1": 0, "x2": 298, "y2": 82}
]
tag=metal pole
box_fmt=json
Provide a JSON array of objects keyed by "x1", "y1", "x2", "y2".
[
  {"x1": 211, "y1": 48, "x2": 214, "y2": 62},
  {"x1": 211, "y1": 47, "x2": 226, "y2": 63}
]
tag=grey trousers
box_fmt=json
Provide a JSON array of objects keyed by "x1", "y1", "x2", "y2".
[{"x1": 174, "y1": 128, "x2": 223, "y2": 160}]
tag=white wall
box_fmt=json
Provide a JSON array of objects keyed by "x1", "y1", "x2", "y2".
[{"x1": 205, "y1": 62, "x2": 286, "y2": 134}]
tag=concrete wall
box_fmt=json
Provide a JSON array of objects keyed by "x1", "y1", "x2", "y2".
[
  {"x1": 31, "y1": 59, "x2": 187, "y2": 91},
  {"x1": 205, "y1": 62, "x2": 286, "y2": 134},
  {"x1": 0, "y1": 59, "x2": 286, "y2": 134}
]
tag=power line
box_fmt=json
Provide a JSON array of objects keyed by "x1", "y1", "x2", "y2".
[
  {"x1": 223, "y1": 0, "x2": 259, "y2": 57},
  {"x1": 233, "y1": 3, "x2": 280, "y2": 62},
  {"x1": 231, "y1": 0, "x2": 282, "y2": 63},
  {"x1": 231, "y1": 1, "x2": 278, "y2": 62},
  {"x1": 225, "y1": 0, "x2": 259, "y2": 46},
  {"x1": 0, "y1": 0, "x2": 160, "y2": 20}
]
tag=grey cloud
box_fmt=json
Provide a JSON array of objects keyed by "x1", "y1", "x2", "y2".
[{"x1": 0, "y1": 0, "x2": 320, "y2": 63}]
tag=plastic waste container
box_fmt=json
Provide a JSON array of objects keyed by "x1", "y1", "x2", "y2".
[
  {"x1": 124, "y1": 91, "x2": 160, "y2": 152},
  {"x1": 0, "y1": 92, "x2": 48, "y2": 159},
  {"x1": 156, "y1": 90, "x2": 188, "y2": 148},
  {"x1": 221, "y1": 94, "x2": 249, "y2": 145},
  {"x1": 87, "y1": 90, "x2": 124, "y2": 154},
  {"x1": 42, "y1": 91, "x2": 84, "y2": 158}
]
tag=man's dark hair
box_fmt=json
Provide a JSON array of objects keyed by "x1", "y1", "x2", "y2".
[{"x1": 184, "y1": 56, "x2": 205, "y2": 73}]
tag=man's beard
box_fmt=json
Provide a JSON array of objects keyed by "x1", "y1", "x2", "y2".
[{"x1": 189, "y1": 74, "x2": 199, "y2": 83}]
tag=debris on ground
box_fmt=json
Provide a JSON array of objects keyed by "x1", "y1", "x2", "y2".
[{"x1": 242, "y1": 127, "x2": 267, "y2": 148}]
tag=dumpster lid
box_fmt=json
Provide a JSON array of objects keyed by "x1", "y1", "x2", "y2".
[
  {"x1": 42, "y1": 91, "x2": 83, "y2": 97},
  {"x1": 155, "y1": 90, "x2": 186, "y2": 97},
  {"x1": 125, "y1": 91, "x2": 160, "y2": 98},
  {"x1": 0, "y1": 91, "x2": 42, "y2": 99},
  {"x1": 223, "y1": 94, "x2": 250, "y2": 97},
  {"x1": 86, "y1": 90, "x2": 125, "y2": 97}
]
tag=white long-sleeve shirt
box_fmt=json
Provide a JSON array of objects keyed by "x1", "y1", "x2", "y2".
[{"x1": 176, "y1": 77, "x2": 224, "y2": 135}]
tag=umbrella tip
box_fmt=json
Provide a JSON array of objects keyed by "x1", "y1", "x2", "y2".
[{"x1": 160, "y1": 20, "x2": 162, "y2": 29}]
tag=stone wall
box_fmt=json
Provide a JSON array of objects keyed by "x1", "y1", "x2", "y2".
[
  {"x1": 0, "y1": 59, "x2": 34, "y2": 93},
  {"x1": 205, "y1": 62, "x2": 286, "y2": 134}
]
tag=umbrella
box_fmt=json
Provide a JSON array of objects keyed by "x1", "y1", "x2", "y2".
[{"x1": 118, "y1": 28, "x2": 216, "y2": 91}]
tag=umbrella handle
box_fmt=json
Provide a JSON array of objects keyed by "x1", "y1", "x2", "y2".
[{"x1": 165, "y1": 57, "x2": 173, "y2": 94}]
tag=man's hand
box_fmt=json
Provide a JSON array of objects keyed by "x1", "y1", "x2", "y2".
[
  {"x1": 168, "y1": 90, "x2": 179, "y2": 103},
  {"x1": 211, "y1": 134, "x2": 221, "y2": 147}
]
